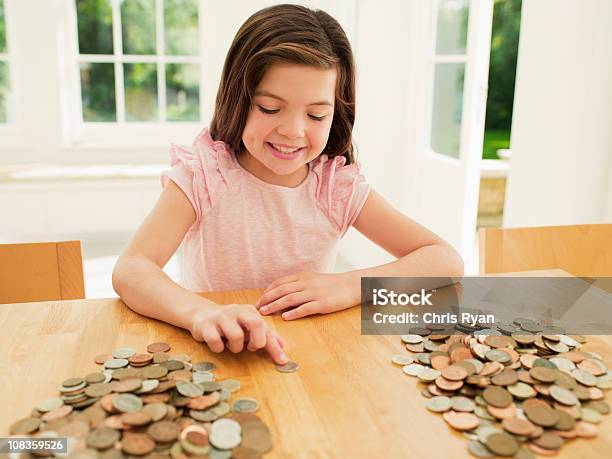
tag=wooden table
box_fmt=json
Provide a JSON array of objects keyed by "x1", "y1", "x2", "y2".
[{"x1": 1, "y1": 273, "x2": 611, "y2": 458}]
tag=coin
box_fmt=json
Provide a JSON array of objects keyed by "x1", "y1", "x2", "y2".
[
  {"x1": 443, "y1": 411, "x2": 480, "y2": 431},
  {"x1": 147, "y1": 342, "x2": 171, "y2": 353},
  {"x1": 483, "y1": 386, "x2": 512, "y2": 408},
  {"x1": 193, "y1": 361, "x2": 217, "y2": 372},
  {"x1": 176, "y1": 381, "x2": 204, "y2": 398},
  {"x1": 232, "y1": 397, "x2": 260, "y2": 413},
  {"x1": 147, "y1": 420, "x2": 181, "y2": 442},
  {"x1": 121, "y1": 432, "x2": 156, "y2": 455},
  {"x1": 275, "y1": 361, "x2": 299, "y2": 373},
  {"x1": 113, "y1": 393, "x2": 143, "y2": 413},
  {"x1": 426, "y1": 396, "x2": 452, "y2": 413},
  {"x1": 485, "y1": 432, "x2": 519, "y2": 456},
  {"x1": 86, "y1": 426, "x2": 120, "y2": 450}
]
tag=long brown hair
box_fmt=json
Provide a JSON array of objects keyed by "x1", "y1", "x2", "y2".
[{"x1": 209, "y1": 4, "x2": 356, "y2": 164}]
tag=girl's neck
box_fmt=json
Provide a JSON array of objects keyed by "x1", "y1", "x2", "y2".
[{"x1": 236, "y1": 151, "x2": 309, "y2": 188}]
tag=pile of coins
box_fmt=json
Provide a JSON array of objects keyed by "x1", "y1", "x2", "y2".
[
  {"x1": 393, "y1": 319, "x2": 611, "y2": 458},
  {"x1": 8, "y1": 342, "x2": 273, "y2": 458}
]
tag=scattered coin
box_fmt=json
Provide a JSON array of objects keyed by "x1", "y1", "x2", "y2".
[{"x1": 275, "y1": 361, "x2": 299, "y2": 373}]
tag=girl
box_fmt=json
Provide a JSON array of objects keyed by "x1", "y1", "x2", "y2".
[{"x1": 112, "y1": 4, "x2": 463, "y2": 366}]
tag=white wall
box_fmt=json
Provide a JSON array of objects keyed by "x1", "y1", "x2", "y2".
[
  {"x1": 503, "y1": 0, "x2": 612, "y2": 227},
  {"x1": 339, "y1": 0, "x2": 418, "y2": 269}
]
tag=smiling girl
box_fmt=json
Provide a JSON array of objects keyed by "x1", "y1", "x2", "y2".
[{"x1": 112, "y1": 4, "x2": 463, "y2": 364}]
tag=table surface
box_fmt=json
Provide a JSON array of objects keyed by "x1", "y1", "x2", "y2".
[{"x1": 1, "y1": 271, "x2": 611, "y2": 458}]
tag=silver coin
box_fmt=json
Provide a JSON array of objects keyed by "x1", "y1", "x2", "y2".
[
  {"x1": 231, "y1": 397, "x2": 259, "y2": 413},
  {"x1": 176, "y1": 381, "x2": 204, "y2": 398},
  {"x1": 112, "y1": 347, "x2": 136, "y2": 359},
  {"x1": 113, "y1": 393, "x2": 143, "y2": 413},
  {"x1": 275, "y1": 361, "x2": 299, "y2": 373}
]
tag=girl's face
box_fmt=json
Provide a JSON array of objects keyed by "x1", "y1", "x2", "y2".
[{"x1": 241, "y1": 63, "x2": 337, "y2": 187}]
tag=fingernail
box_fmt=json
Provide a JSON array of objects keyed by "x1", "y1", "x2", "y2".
[
  {"x1": 260, "y1": 307, "x2": 268, "y2": 314},
  {"x1": 282, "y1": 313, "x2": 290, "y2": 320},
  {"x1": 280, "y1": 352, "x2": 288, "y2": 363}
]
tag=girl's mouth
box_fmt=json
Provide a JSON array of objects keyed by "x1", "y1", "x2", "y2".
[{"x1": 265, "y1": 142, "x2": 305, "y2": 160}]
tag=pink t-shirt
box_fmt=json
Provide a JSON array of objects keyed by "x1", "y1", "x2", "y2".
[{"x1": 161, "y1": 128, "x2": 370, "y2": 292}]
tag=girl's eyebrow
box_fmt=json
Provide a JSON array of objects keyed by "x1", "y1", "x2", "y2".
[{"x1": 253, "y1": 90, "x2": 333, "y2": 107}]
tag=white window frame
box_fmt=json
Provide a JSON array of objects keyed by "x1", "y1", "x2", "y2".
[
  {"x1": 63, "y1": 0, "x2": 205, "y2": 148},
  {"x1": 0, "y1": 0, "x2": 21, "y2": 148},
  {"x1": 424, "y1": 0, "x2": 471, "y2": 164}
]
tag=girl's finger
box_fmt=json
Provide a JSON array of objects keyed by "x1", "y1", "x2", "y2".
[
  {"x1": 264, "y1": 330, "x2": 288, "y2": 365},
  {"x1": 270, "y1": 329, "x2": 286, "y2": 348},
  {"x1": 260, "y1": 291, "x2": 311, "y2": 315},
  {"x1": 281, "y1": 301, "x2": 320, "y2": 321},
  {"x1": 257, "y1": 282, "x2": 304, "y2": 310},
  {"x1": 258, "y1": 273, "x2": 301, "y2": 301},
  {"x1": 201, "y1": 325, "x2": 224, "y2": 353},
  {"x1": 218, "y1": 318, "x2": 245, "y2": 353},
  {"x1": 239, "y1": 314, "x2": 267, "y2": 351}
]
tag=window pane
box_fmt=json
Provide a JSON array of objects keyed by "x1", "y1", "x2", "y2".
[
  {"x1": 121, "y1": 0, "x2": 156, "y2": 55},
  {"x1": 80, "y1": 62, "x2": 116, "y2": 121},
  {"x1": 0, "y1": 0, "x2": 6, "y2": 53},
  {"x1": 0, "y1": 61, "x2": 9, "y2": 122},
  {"x1": 435, "y1": 0, "x2": 469, "y2": 55},
  {"x1": 124, "y1": 63, "x2": 157, "y2": 121},
  {"x1": 166, "y1": 64, "x2": 199, "y2": 121},
  {"x1": 164, "y1": 0, "x2": 198, "y2": 56},
  {"x1": 430, "y1": 63, "x2": 464, "y2": 158},
  {"x1": 76, "y1": 0, "x2": 114, "y2": 55}
]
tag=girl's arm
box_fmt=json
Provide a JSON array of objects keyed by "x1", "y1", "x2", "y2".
[
  {"x1": 256, "y1": 189, "x2": 464, "y2": 319},
  {"x1": 350, "y1": 189, "x2": 464, "y2": 279},
  {"x1": 112, "y1": 181, "x2": 287, "y2": 363}
]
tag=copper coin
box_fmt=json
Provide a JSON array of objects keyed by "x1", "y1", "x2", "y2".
[
  {"x1": 147, "y1": 420, "x2": 181, "y2": 443},
  {"x1": 94, "y1": 354, "x2": 112, "y2": 365},
  {"x1": 486, "y1": 432, "x2": 520, "y2": 457},
  {"x1": 41, "y1": 405, "x2": 73, "y2": 422},
  {"x1": 114, "y1": 378, "x2": 143, "y2": 393},
  {"x1": 442, "y1": 411, "x2": 480, "y2": 431},
  {"x1": 431, "y1": 354, "x2": 451, "y2": 370},
  {"x1": 180, "y1": 425, "x2": 209, "y2": 446},
  {"x1": 529, "y1": 367, "x2": 557, "y2": 383},
  {"x1": 450, "y1": 346, "x2": 472, "y2": 363},
  {"x1": 492, "y1": 369, "x2": 519, "y2": 386},
  {"x1": 532, "y1": 432, "x2": 563, "y2": 450},
  {"x1": 524, "y1": 404, "x2": 559, "y2": 427},
  {"x1": 487, "y1": 402, "x2": 517, "y2": 420},
  {"x1": 128, "y1": 353, "x2": 154, "y2": 365},
  {"x1": 121, "y1": 432, "x2": 156, "y2": 456},
  {"x1": 435, "y1": 376, "x2": 463, "y2": 391},
  {"x1": 502, "y1": 417, "x2": 536, "y2": 436},
  {"x1": 528, "y1": 443, "x2": 558, "y2": 457},
  {"x1": 121, "y1": 411, "x2": 152, "y2": 426},
  {"x1": 147, "y1": 342, "x2": 171, "y2": 353},
  {"x1": 441, "y1": 365, "x2": 468, "y2": 381},
  {"x1": 482, "y1": 386, "x2": 512, "y2": 408},
  {"x1": 575, "y1": 421, "x2": 598, "y2": 438}
]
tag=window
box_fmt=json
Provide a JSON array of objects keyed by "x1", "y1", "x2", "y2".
[
  {"x1": 429, "y1": 0, "x2": 469, "y2": 159},
  {"x1": 0, "y1": 0, "x2": 12, "y2": 123},
  {"x1": 75, "y1": 0, "x2": 200, "y2": 124}
]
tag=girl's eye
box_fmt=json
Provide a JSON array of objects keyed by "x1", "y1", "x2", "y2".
[
  {"x1": 257, "y1": 105, "x2": 279, "y2": 115},
  {"x1": 257, "y1": 105, "x2": 326, "y2": 122}
]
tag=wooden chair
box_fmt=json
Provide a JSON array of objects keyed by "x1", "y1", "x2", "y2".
[
  {"x1": 479, "y1": 224, "x2": 612, "y2": 276},
  {"x1": 0, "y1": 241, "x2": 85, "y2": 304}
]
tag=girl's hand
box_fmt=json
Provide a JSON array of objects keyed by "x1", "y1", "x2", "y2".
[
  {"x1": 189, "y1": 303, "x2": 288, "y2": 364},
  {"x1": 255, "y1": 271, "x2": 360, "y2": 320}
]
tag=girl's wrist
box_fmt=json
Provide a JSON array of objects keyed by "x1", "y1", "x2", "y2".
[{"x1": 340, "y1": 270, "x2": 363, "y2": 306}]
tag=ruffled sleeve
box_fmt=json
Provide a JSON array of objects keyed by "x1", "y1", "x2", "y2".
[
  {"x1": 312, "y1": 154, "x2": 371, "y2": 235},
  {"x1": 160, "y1": 128, "x2": 233, "y2": 228}
]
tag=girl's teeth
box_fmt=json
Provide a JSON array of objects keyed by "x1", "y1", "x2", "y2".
[{"x1": 271, "y1": 143, "x2": 300, "y2": 153}]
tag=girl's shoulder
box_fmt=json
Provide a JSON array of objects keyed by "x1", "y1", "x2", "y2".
[
  {"x1": 162, "y1": 128, "x2": 241, "y2": 224},
  {"x1": 310, "y1": 153, "x2": 370, "y2": 234}
]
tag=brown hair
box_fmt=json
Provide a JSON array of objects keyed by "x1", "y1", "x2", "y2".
[{"x1": 209, "y1": 4, "x2": 356, "y2": 164}]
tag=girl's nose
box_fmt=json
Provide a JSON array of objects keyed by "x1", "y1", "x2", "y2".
[{"x1": 276, "y1": 116, "x2": 305, "y2": 139}]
